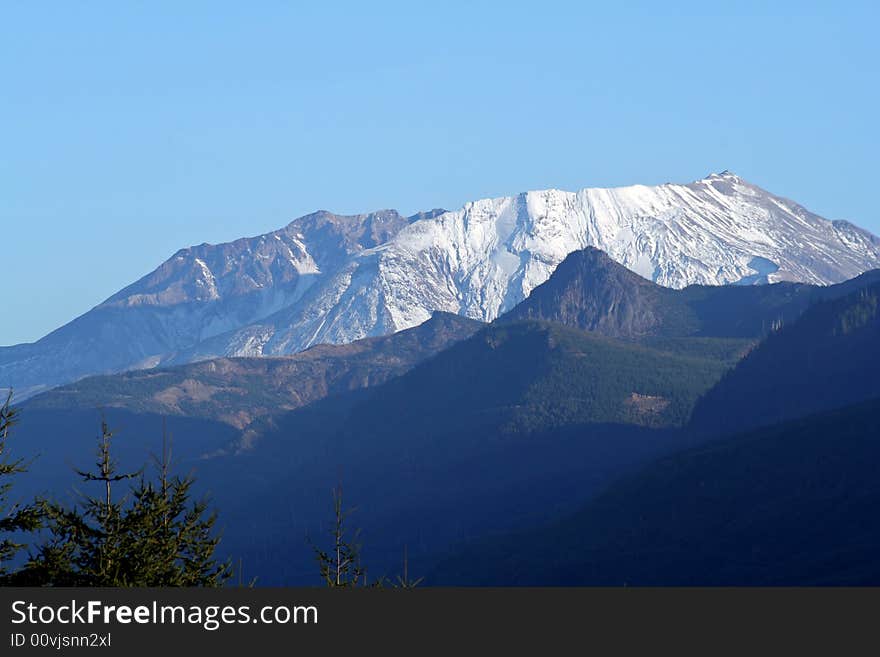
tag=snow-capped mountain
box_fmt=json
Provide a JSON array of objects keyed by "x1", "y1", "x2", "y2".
[{"x1": 4, "y1": 171, "x2": 880, "y2": 398}]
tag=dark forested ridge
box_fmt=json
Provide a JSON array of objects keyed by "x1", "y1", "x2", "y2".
[
  {"x1": 336, "y1": 319, "x2": 733, "y2": 435},
  {"x1": 7, "y1": 250, "x2": 880, "y2": 586},
  {"x1": 690, "y1": 282, "x2": 880, "y2": 437},
  {"x1": 431, "y1": 397, "x2": 880, "y2": 585},
  {"x1": 185, "y1": 319, "x2": 733, "y2": 582},
  {"x1": 427, "y1": 281, "x2": 880, "y2": 585},
  {"x1": 10, "y1": 317, "x2": 732, "y2": 584}
]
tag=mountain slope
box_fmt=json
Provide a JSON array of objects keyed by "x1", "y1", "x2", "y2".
[
  {"x1": 334, "y1": 320, "x2": 732, "y2": 436},
  {"x1": 21, "y1": 270, "x2": 880, "y2": 585},
  {"x1": 186, "y1": 319, "x2": 736, "y2": 582},
  {"x1": 430, "y1": 397, "x2": 880, "y2": 585},
  {"x1": 24, "y1": 311, "x2": 482, "y2": 435},
  {"x1": 13, "y1": 317, "x2": 737, "y2": 584},
  {"x1": 4, "y1": 171, "x2": 880, "y2": 398},
  {"x1": 0, "y1": 209, "x2": 430, "y2": 398},
  {"x1": 690, "y1": 282, "x2": 880, "y2": 437}
]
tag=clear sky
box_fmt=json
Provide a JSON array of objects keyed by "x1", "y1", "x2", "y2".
[{"x1": 2, "y1": 1, "x2": 878, "y2": 345}]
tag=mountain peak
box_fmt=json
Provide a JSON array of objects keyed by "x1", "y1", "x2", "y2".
[
  {"x1": 568, "y1": 245, "x2": 630, "y2": 266},
  {"x1": 549, "y1": 247, "x2": 656, "y2": 287},
  {"x1": 703, "y1": 169, "x2": 742, "y2": 182},
  {"x1": 496, "y1": 247, "x2": 671, "y2": 338}
]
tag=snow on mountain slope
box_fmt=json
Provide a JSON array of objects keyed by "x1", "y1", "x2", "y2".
[
  {"x1": 3, "y1": 172, "x2": 880, "y2": 396},
  {"x1": 202, "y1": 171, "x2": 880, "y2": 357},
  {"x1": 0, "y1": 209, "x2": 428, "y2": 398}
]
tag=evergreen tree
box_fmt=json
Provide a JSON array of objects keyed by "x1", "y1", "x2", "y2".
[
  {"x1": 312, "y1": 485, "x2": 367, "y2": 587},
  {"x1": 0, "y1": 390, "x2": 42, "y2": 581},
  {"x1": 121, "y1": 426, "x2": 231, "y2": 586},
  {"x1": 19, "y1": 418, "x2": 231, "y2": 586},
  {"x1": 392, "y1": 545, "x2": 423, "y2": 589},
  {"x1": 312, "y1": 486, "x2": 424, "y2": 588}
]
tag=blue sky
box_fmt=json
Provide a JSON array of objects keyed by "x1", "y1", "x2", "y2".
[{"x1": 2, "y1": 1, "x2": 878, "y2": 345}]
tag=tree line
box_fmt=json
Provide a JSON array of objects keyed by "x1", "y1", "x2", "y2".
[{"x1": 0, "y1": 391, "x2": 417, "y2": 587}]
